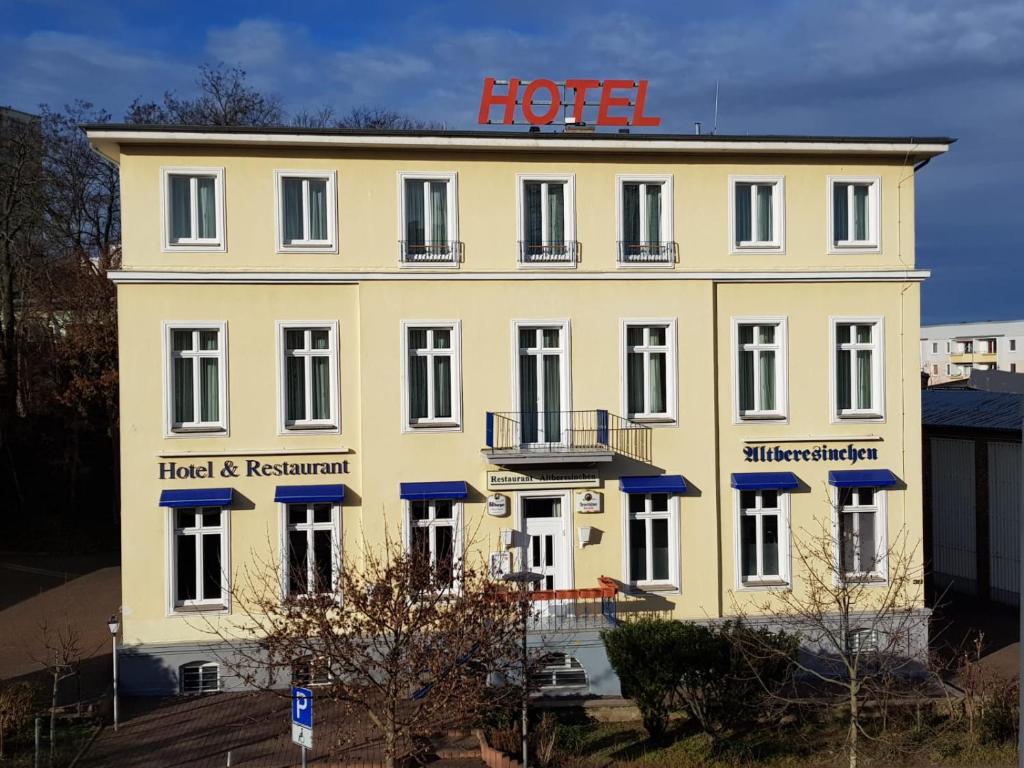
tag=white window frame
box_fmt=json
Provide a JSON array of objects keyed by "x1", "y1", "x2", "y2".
[
  {"x1": 276, "y1": 321, "x2": 341, "y2": 434},
  {"x1": 731, "y1": 316, "x2": 788, "y2": 423},
  {"x1": 179, "y1": 661, "x2": 220, "y2": 694},
  {"x1": 280, "y1": 502, "x2": 342, "y2": 598},
  {"x1": 396, "y1": 171, "x2": 459, "y2": 267},
  {"x1": 621, "y1": 492, "x2": 680, "y2": 591},
  {"x1": 515, "y1": 173, "x2": 577, "y2": 268},
  {"x1": 728, "y1": 175, "x2": 785, "y2": 254},
  {"x1": 510, "y1": 320, "x2": 572, "y2": 446},
  {"x1": 734, "y1": 489, "x2": 791, "y2": 590},
  {"x1": 827, "y1": 176, "x2": 881, "y2": 253},
  {"x1": 403, "y1": 498, "x2": 464, "y2": 590},
  {"x1": 273, "y1": 170, "x2": 338, "y2": 253},
  {"x1": 615, "y1": 174, "x2": 675, "y2": 267},
  {"x1": 166, "y1": 506, "x2": 231, "y2": 614},
  {"x1": 833, "y1": 487, "x2": 888, "y2": 584},
  {"x1": 162, "y1": 322, "x2": 229, "y2": 437},
  {"x1": 620, "y1": 318, "x2": 677, "y2": 424},
  {"x1": 400, "y1": 321, "x2": 462, "y2": 433},
  {"x1": 160, "y1": 166, "x2": 226, "y2": 252},
  {"x1": 829, "y1": 316, "x2": 885, "y2": 422}
]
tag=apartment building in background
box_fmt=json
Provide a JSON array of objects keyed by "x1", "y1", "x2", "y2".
[
  {"x1": 85, "y1": 123, "x2": 951, "y2": 695},
  {"x1": 921, "y1": 320, "x2": 1024, "y2": 384}
]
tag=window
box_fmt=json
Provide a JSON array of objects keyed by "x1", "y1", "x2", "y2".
[
  {"x1": 847, "y1": 628, "x2": 879, "y2": 655},
  {"x1": 278, "y1": 323, "x2": 339, "y2": 431},
  {"x1": 518, "y1": 175, "x2": 576, "y2": 265},
  {"x1": 180, "y1": 662, "x2": 220, "y2": 694},
  {"x1": 403, "y1": 322, "x2": 461, "y2": 430},
  {"x1": 172, "y1": 507, "x2": 228, "y2": 609},
  {"x1": 165, "y1": 324, "x2": 227, "y2": 434},
  {"x1": 626, "y1": 493, "x2": 678, "y2": 587},
  {"x1": 730, "y1": 176, "x2": 783, "y2": 251},
  {"x1": 837, "y1": 487, "x2": 885, "y2": 581},
  {"x1": 830, "y1": 178, "x2": 880, "y2": 250},
  {"x1": 945, "y1": 341, "x2": 951, "y2": 353},
  {"x1": 292, "y1": 656, "x2": 333, "y2": 687},
  {"x1": 617, "y1": 176, "x2": 674, "y2": 264},
  {"x1": 734, "y1": 319, "x2": 787, "y2": 420},
  {"x1": 931, "y1": 342, "x2": 938, "y2": 354},
  {"x1": 399, "y1": 172, "x2": 458, "y2": 265},
  {"x1": 162, "y1": 167, "x2": 225, "y2": 250},
  {"x1": 946, "y1": 364, "x2": 952, "y2": 375},
  {"x1": 1013, "y1": 364, "x2": 1018, "y2": 373},
  {"x1": 622, "y1": 321, "x2": 676, "y2": 422},
  {"x1": 530, "y1": 653, "x2": 588, "y2": 693},
  {"x1": 1011, "y1": 340, "x2": 1017, "y2": 352},
  {"x1": 275, "y1": 170, "x2": 336, "y2": 252},
  {"x1": 738, "y1": 489, "x2": 788, "y2": 586},
  {"x1": 285, "y1": 503, "x2": 340, "y2": 596},
  {"x1": 407, "y1": 499, "x2": 461, "y2": 589},
  {"x1": 832, "y1": 319, "x2": 884, "y2": 420},
  {"x1": 515, "y1": 323, "x2": 570, "y2": 444},
  {"x1": 931, "y1": 364, "x2": 938, "y2": 374}
]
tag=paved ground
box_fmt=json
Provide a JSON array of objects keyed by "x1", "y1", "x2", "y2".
[{"x1": 930, "y1": 594, "x2": 1019, "y2": 681}]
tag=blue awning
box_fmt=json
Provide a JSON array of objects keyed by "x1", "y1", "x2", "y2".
[
  {"x1": 159, "y1": 488, "x2": 233, "y2": 508},
  {"x1": 399, "y1": 481, "x2": 470, "y2": 501},
  {"x1": 619, "y1": 475, "x2": 687, "y2": 494},
  {"x1": 274, "y1": 484, "x2": 345, "y2": 504},
  {"x1": 828, "y1": 469, "x2": 898, "y2": 488},
  {"x1": 731, "y1": 472, "x2": 799, "y2": 491}
]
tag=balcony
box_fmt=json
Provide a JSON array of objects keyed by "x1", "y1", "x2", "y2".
[
  {"x1": 950, "y1": 352, "x2": 997, "y2": 365},
  {"x1": 483, "y1": 409, "x2": 651, "y2": 465},
  {"x1": 498, "y1": 576, "x2": 620, "y2": 631},
  {"x1": 517, "y1": 240, "x2": 580, "y2": 267},
  {"x1": 399, "y1": 240, "x2": 463, "y2": 266},
  {"x1": 617, "y1": 241, "x2": 678, "y2": 266}
]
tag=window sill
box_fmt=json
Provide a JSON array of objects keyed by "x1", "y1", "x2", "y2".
[
  {"x1": 170, "y1": 426, "x2": 228, "y2": 435},
  {"x1": 163, "y1": 242, "x2": 225, "y2": 252},
  {"x1": 732, "y1": 243, "x2": 784, "y2": 254},
  {"x1": 629, "y1": 583, "x2": 679, "y2": 594},
  {"x1": 171, "y1": 603, "x2": 229, "y2": 615},
  {"x1": 738, "y1": 580, "x2": 790, "y2": 591},
  {"x1": 283, "y1": 423, "x2": 340, "y2": 432},
  {"x1": 835, "y1": 412, "x2": 884, "y2": 421},
  {"x1": 628, "y1": 416, "x2": 677, "y2": 426},
  {"x1": 737, "y1": 413, "x2": 786, "y2": 422},
  {"x1": 407, "y1": 421, "x2": 461, "y2": 430},
  {"x1": 829, "y1": 243, "x2": 880, "y2": 255},
  {"x1": 842, "y1": 574, "x2": 887, "y2": 585},
  {"x1": 278, "y1": 243, "x2": 338, "y2": 254}
]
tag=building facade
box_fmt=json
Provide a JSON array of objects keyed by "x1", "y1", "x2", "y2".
[
  {"x1": 86, "y1": 125, "x2": 950, "y2": 696},
  {"x1": 921, "y1": 320, "x2": 1024, "y2": 384}
]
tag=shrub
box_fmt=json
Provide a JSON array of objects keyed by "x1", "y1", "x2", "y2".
[
  {"x1": 978, "y1": 676, "x2": 1019, "y2": 745},
  {"x1": 602, "y1": 619, "x2": 691, "y2": 738}
]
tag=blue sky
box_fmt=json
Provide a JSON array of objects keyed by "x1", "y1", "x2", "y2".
[{"x1": 2, "y1": 0, "x2": 1023, "y2": 324}]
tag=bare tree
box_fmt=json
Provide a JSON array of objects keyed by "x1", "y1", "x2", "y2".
[
  {"x1": 126, "y1": 63, "x2": 284, "y2": 127},
  {"x1": 732, "y1": 502, "x2": 927, "y2": 768},
  {"x1": 208, "y1": 538, "x2": 522, "y2": 768},
  {"x1": 33, "y1": 615, "x2": 82, "y2": 765},
  {"x1": 0, "y1": 681, "x2": 36, "y2": 759},
  {"x1": 291, "y1": 105, "x2": 440, "y2": 130}
]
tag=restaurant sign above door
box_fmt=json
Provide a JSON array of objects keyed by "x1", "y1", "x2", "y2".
[{"x1": 487, "y1": 469, "x2": 600, "y2": 490}]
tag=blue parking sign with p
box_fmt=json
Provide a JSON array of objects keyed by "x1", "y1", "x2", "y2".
[{"x1": 292, "y1": 686, "x2": 313, "y2": 728}]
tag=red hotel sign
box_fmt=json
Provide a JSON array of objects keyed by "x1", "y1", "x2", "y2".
[{"x1": 478, "y1": 78, "x2": 661, "y2": 127}]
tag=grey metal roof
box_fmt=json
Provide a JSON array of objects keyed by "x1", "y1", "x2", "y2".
[
  {"x1": 922, "y1": 389, "x2": 1024, "y2": 432},
  {"x1": 930, "y1": 369, "x2": 1024, "y2": 395}
]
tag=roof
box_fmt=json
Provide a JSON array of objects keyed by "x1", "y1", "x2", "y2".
[
  {"x1": 929, "y1": 369, "x2": 1024, "y2": 394},
  {"x1": 921, "y1": 319, "x2": 1024, "y2": 338},
  {"x1": 922, "y1": 389, "x2": 1024, "y2": 432},
  {"x1": 82, "y1": 123, "x2": 954, "y2": 165}
]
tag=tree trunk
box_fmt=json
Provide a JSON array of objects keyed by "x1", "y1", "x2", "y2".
[
  {"x1": 848, "y1": 681, "x2": 859, "y2": 768},
  {"x1": 384, "y1": 705, "x2": 397, "y2": 768},
  {"x1": 50, "y1": 668, "x2": 58, "y2": 765}
]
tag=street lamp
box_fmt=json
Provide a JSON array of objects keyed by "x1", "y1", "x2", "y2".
[
  {"x1": 502, "y1": 570, "x2": 543, "y2": 768},
  {"x1": 107, "y1": 614, "x2": 120, "y2": 731}
]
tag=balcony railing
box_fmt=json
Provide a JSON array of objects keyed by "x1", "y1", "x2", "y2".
[
  {"x1": 484, "y1": 409, "x2": 651, "y2": 464},
  {"x1": 617, "y1": 241, "x2": 678, "y2": 265},
  {"x1": 399, "y1": 240, "x2": 463, "y2": 266},
  {"x1": 498, "y1": 576, "x2": 619, "y2": 631},
  {"x1": 517, "y1": 240, "x2": 580, "y2": 266}
]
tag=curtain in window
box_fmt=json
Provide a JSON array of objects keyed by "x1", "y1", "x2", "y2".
[
  {"x1": 429, "y1": 181, "x2": 447, "y2": 245},
  {"x1": 649, "y1": 352, "x2": 666, "y2": 414},
  {"x1": 856, "y1": 350, "x2": 872, "y2": 409},
  {"x1": 833, "y1": 183, "x2": 849, "y2": 242},
  {"x1": 433, "y1": 355, "x2": 451, "y2": 419},
  {"x1": 629, "y1": 519, "x2": 646, "y2": 581},
  {"x1": 645, "y1": 184, "x2": 661, "y2": 245},
  {"x1": 840, "y1": 514, "x2": 855, "y2": 575},
  {"x1": 201, "y1": 532, "x2": 222, "y2": 600},
  {"x1": 308, "y1": 179, "x2": 328, "y2": 241},
  {"x1": 199, "y1": 358, "x2": 219, "y2": 422},
  {"x1": 405, "y1": 180, "x2": 425, "y2": 246},
  {"x1": 627, "y1": 350, "x2": 644, "y2": 414},
  {"x1": 434, "y1": 525, "x2": 454, "y2": 586},
  {"x1": 519, "y1": 353, "x2": 538, "y2": 443},
  {"x1": 735, "y1": 184, "x2": 751, "y2": 243},
  {"x1": 547, "y1": 184, "x2": 564, "y2": 245},
  {"x1": 761, "y1": 514, "x2": 779, "y2": 576},
  {"x1": 623, "y1": 184, "x2": 640, "y2": 246},
  {"x1": 170, "y1": 176, "x2": 192, "y2": 240},
  {"x1": 858, "y1": 512, "x2": 876, "y2": 572},
  {"x1": 853, "y1": 185, "x2": 869, "y2": 241},
  {"x1": 173, "y1": 357, "x2": 194, "y2": 424},
  {"x1": 651, "y1": 518, "x2": 669, "y2": 580},
  {"x1": 543, "y1": 354, "x2": 561, "y2": 441},
  {"x1": 286, "y1": 357, "x2": 305, "y2": 422},
  {"x1": 759, "y1": 349, "x2": 775, "y2": 412},
  {"x1": 196, "y1": 177, "x2": 217, "y2": 239},
  {"x1": 282, "y1": 179, "x2": 304, "y2": 243},
  {"x1": 756, "y1": 185, "x2": 772, "y2": 242},
  {"x1": 408, "y1": 329, "x2": 428, "y2": 419},
  {"x1": 312, "y1": 529, "x2": 332, "y2": 591},
  {"x1": 311, "y1": 356, "x2": 331, "y2": 420},
  {"x1": 524, "y1": 182, "x2": 542, "y2": 248}
]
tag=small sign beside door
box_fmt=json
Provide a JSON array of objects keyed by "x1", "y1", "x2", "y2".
[
  {"x1": 486, "y1": 493, "x2": 509, "y2": 517},
  {"x1": 576, "y1": 491, "x2": 602, "y2": 514}
]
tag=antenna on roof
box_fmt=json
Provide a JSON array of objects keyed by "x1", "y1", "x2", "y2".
[{"x1": 713, "y1": 81, "x2": 719, "y2": 135}]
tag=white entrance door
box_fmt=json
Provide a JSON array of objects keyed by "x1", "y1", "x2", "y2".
[{"x1": 521, "y1": 496, "x2": 566, "y2": 592}]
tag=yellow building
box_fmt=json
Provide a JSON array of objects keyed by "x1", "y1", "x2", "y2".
[{"x1": 85, "y1": 124, "x2": 951, "y2": 695}]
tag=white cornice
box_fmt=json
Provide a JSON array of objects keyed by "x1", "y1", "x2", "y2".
[{"x1": 108, "y1": 269, "x2": 931, "y2": 284}]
